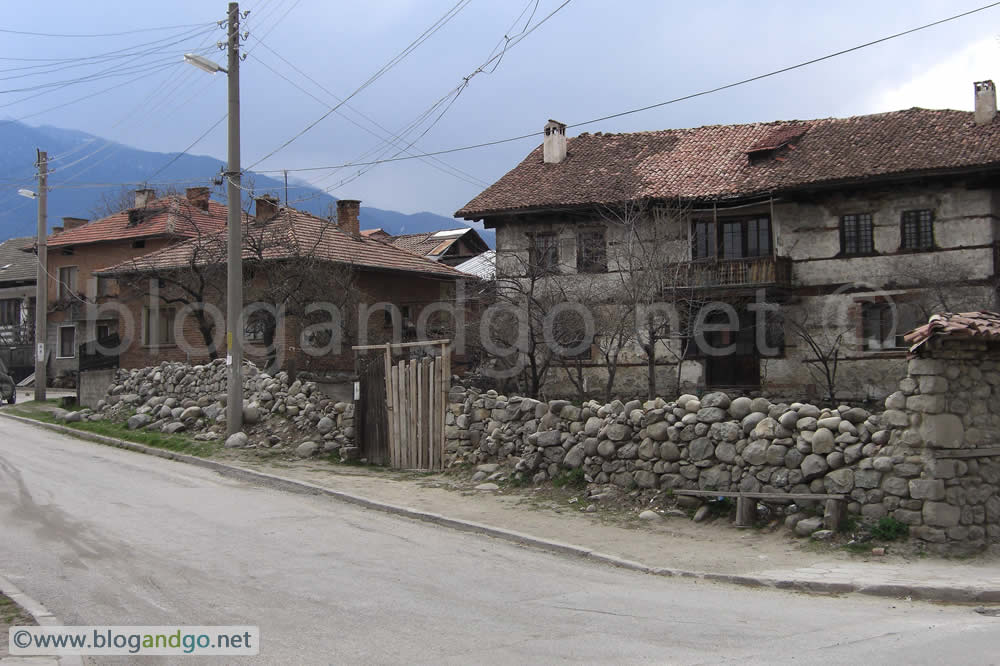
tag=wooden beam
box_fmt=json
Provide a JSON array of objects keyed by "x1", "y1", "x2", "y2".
[
  {"x1": 352, "y1": 339, "x2": 451, "y2": 351},
  {"x1": 935, "y1": 447, "x2": 1000, "y2": 459}
]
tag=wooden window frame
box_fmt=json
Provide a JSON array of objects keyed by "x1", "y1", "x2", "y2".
[
  {"x1": 142, "y1": 305, "x2": 177, "y2": 346},
  {"x1": 900, "y1": 209, "x2": 934, "y2": 251},
  {"x1": 839, "y1": 213, "x2": 875, "y2": 256},
  {"x1": 57, "y1": 325, "x2": 76, "y2": 359},
  {"x1": 527, "y1": 232, "x2": 559, "y2": 275},
  {"x1": 576, "y1": 228, "x2": 607, "y2": 273},
  {"x1": 692, "y1": 216, "x2": 772, "y2": 260}
]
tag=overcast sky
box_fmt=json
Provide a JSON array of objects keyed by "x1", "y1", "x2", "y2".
[{"x1": 3, "y1": 0, "x2": 999, "y2": 218}]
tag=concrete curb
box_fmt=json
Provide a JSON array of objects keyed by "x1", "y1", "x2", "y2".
[
  {"x1": 5, "y1": 412, "x2": 1000, "y2": 605},
  {"x1": 0, "y1": 572, "x2": 83, "y2": 666}
]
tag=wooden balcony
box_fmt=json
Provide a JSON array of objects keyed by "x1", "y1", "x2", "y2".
[{"x1": 673, "y1": 255, "x2": 792, "y2": 290}]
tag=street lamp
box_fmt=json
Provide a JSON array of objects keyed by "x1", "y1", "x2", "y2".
[
  {"x1": 185, "y1": 2, "x2": 243, "y2": 436},
  {"x1": 17, "y1": 189, "x2": 36, "y2": 199}
]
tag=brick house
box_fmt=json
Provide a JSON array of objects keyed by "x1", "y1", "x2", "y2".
[
  {"x1": 456, "y1": 82, "x2": 1000, "y2": 402},
  {"x1": 97, "y1": 198, "x2": 467, "y2": 375},
  {"x1": 42, "y1": 187, "x2": 228, "y2": 383}
]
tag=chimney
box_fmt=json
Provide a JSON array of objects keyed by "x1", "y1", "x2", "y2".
[
  {"x1": 134, "y1": 188, "x2": 155, "y2": 208},
  {"x1": 185, "y1": 186, "x2": 211, "y2": 210},
  {"x1": 336, "y1": 199, "x2": 361, "y2": 237},
  {"x1": 255, "y1": 194, "x2": 280, "y2": 222},
  {"x1": 62, "y1": 216, "x2": 88, "y2": 230},
  {"x1": 975, "y1": 80, "x2": 997, "y2": 125},
  {"x1": 51, "y1": 226, "x2": 63, "y2": 234},
  {"x1": 543, "y1": 119, "x2": 567, "y2": 164}
]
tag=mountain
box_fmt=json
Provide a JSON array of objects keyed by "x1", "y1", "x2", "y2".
[{"x1": 0, "y1": 120, "x2": 494, "y2": 247}]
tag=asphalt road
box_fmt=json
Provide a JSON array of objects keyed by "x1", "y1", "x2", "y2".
[{"x1": 1, "y1": 419, "x2": 999, "y2": 665}]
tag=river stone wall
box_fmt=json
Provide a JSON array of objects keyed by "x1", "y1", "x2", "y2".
[
  {"x1": 444, "y1": 387, "x2": 922, "y2": 535},
  {"x1": 96, "y1": 360, "x2": 356, "y2": 456}
]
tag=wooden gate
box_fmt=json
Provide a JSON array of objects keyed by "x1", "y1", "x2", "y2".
[
  {"x1": 356, "y1": 351, "x2": 389, "y2": 465},
  {"x1": 353, "y1": 340, "x2": 450, "y2": 470}
]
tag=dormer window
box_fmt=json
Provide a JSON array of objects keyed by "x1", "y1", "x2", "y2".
[{"x1": 747, "y1": 125, "x2": 810, "y2": 164}]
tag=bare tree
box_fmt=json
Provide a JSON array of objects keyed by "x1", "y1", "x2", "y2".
[{"x1": 788, "y1": 314, "x2": 845, "y2": 404}]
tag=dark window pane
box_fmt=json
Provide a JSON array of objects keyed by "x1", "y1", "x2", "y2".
[
  {"x1": 577, "y1": 229, "x2": 607, "y2": 272},
  {"x1": 902, "y1": 210, "x2": 934, "y2": 250},
  {"x1": 722, "y1": 222, "x2": 742, "y2": 259},
  {"x1": 692, "y1": 221, "x2": 716, "y2": 259}
]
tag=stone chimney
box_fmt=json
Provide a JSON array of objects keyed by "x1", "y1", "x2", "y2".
[
  {"x1": 185, "y1": 187, "x2": 211, "y2": 211},
  {"x1": 543, "y1": 119, "x2": 567, "y2": 164},
  {"x1": 62, "y1": 216, "x2": 88, "y2": 230},
  {"x1": 337, "y1": 199, "x2": 361, "y2": 237},
  {"x1": 134, "y1": 188, "x2": 155, "y2": 208},
  {"x1": 255, "y1": 195, "x2": 280, "y2": 222},
  {"x1": 975, "y1": 80, "x2": 997, "y2": 125}
]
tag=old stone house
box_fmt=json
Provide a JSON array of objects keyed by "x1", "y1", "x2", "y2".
[
  {"x1": 40, "y1": 187, "x2": 229, "y2": 384},
  {"x1": 456, "y1": 82, "x2": 1000, "y2": 402},
  {"x1": 97, "y1": 198, "x2": 467, "y2": 376}
]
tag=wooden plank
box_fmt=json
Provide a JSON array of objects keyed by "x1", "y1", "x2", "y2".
[
  {"x1": 398, "y1": 360, "x2": 408, "y2": 469},
  {"x1": 672, "y1": 490, "x2": 846, "y2": 501},
  {"x1": 935, "y1": 447, "x2": 1000, "y2": 459},
  {"x1": 823, "y1": 498, "x2": 845, "y2": 531},
  {"x1": 416, "y1": 360, "x2": 423, "y2": 470},
  {"x1": 409, "y1": 359, "x2": 418, "y2": 469},
  {"x1": 429, "y1": 357, "x2": 438, "y2": 471},
  {"x1": 351, "y1": 339, "x2": 451, "y2": 351},
  {"x1": 736, "y1": 495, "x2": 755, "y2": 527},
  {"x1": 391, "y1": 363, "x2": 401, "y2": 468},
  {"x1": 440, "y1": 344, "x2": 450, "y2": 471}
]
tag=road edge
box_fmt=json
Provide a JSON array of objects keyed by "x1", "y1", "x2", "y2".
[
  {"x1": 4, "y1": 411, "x2": 999, "y2": 605},
  {"x1": 0, "y1": 572, "x2": 83, "y2": 666}
]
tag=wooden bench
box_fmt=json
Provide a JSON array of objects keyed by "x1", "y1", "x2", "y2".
[{"x1": 672, "y1": 489, "x2": 847, "y2": 530}]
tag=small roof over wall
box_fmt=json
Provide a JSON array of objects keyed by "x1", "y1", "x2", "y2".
[{"x1": 904, "y1": 311, "x2": 1000, "y2": 353}]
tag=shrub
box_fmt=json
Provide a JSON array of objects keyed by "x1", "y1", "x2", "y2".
[{"x1": 871, "y1": 516, "x2": 909, "y2": 541}]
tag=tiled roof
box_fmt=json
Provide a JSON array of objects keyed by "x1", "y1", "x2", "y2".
[
  {"x1": 48, "y1": 195, "x2": 228, "y2": 247},
  {"x1": 456, "y1": 108, "x2": 1000, "y2": 218},
  {"x1": 97, "y1": 206, "x2": 465, "y2": 279},
  {"x1": 382, "y1": 228, "x2": 485, "y2": 260},
  {"x1": 904, "y1": 311, "x2": 1000, "y2": 352},
  {"x1": 0, "y1": 236, "x2": 36, "y2": 284}
]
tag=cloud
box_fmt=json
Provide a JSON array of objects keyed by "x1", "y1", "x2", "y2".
[{"x1": 869, "y1": 37, "x2": 1000, "y2": 113}]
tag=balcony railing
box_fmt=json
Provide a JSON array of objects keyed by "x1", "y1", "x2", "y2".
[{"x1": 673, "y1": 255, "x2": 792, "y2": 289}]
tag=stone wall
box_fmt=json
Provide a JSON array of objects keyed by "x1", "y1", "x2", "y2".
[
  {"x1": 97, "y1": 360, "x2": 356, "y2": 455},
  {"x1": 78, "y1": 368, "x2": 116, "y2": 408},
  {"x1": 444, "y1": 387, "x2": 915, "y2": 532},
  {"x1": 887, "y1": 339, "x2": 1000, "y2": 553}
]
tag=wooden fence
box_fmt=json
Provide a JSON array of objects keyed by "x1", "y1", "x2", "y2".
[{"x1": 353, "y1": 340, "x2": 450, "y2": 470}]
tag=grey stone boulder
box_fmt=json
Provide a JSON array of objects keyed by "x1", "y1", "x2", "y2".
[
  {"x1": 585, "y1": 416, "x2": 604, "y2": 437},
  {"x1": 696, "y1": 407, "x2": 727, "y2": 424},
  {"x1": 646, "y1": 421, "x2": 670, "y2": 441},
  {"x1": 794, "y1": 516, "x2": 824, "y2": 537},
  {"x1": 127, "y1": 413, "x2": 153, "y2": 430},
  {"x1": 604, "y1": 423, "x2": 631, "y2": 442},
  {"x1": 563, "y1": 443, "x2": 586, "y2": 469},
  {"x1": 800, "y1": 454, "x2": 829, "y2": 480},
  {"x1": 180, "y1": 406, "x2": 202, "y2": 421},
  {"x1": 316, "y1": 416, "x2": 335, "y2": 434},
  {"x1": 225, "y1": 432, "x2": 249, "y2": 448},
  {"x1": 63, "y1": 411, "x2": 84, "y2": 423},
  {"x1": 295, "y1": 441, "x2": 319, "y2": 457},
  {"x1": 811, "y1": 427, "x2": 835, "y2": 454},
  {"x1": 729, "y1": 397, "x2": 753, "y2": 420},
  {"x1": 701, "y1": 392, "x2": 731, "y2": 409},
  {"x1": 688, "y1": 437, "x2": 715, "y2": 461},
  {"x1": 242, "y1": 404, "x2": 261, "y2": 425},
  {"x1": 742, "y1": 440, "x2": 768, "y2": 466},
  {"x1": 162, "y1": 421, "x2": 187, "y2": 434},
  {"x1": 823, "y1": 468, "x2": 854, "y2": 494},
  {"x1": 535, "y1": 430, "x2": 564, "y2": 447},
  {"x1": 639, "y1": 509, "x2": 661, "y2": 521}
]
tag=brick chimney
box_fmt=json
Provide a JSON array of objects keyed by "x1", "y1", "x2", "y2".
[
  {"x1": 134, "y1": 188, "x2": 155, "y2": 208},
  {"x1": 62, "y1": 216, "x2": 88, "y2": 230},
  {"x1": 185, "y1": 187, "x2": 211, "y2": 211},
  {"x1": 337, "y1": 199, "x2": 361, "y2": 237},
  {"x1": 975, "y1": 80, "x2": 997, "y2": 125},
  {"x1": 255, "y1": 195, "x2": 280, "y2": 222},
  {"x1": 543, "y1": 119, "x2": 567, "y2": 164}
]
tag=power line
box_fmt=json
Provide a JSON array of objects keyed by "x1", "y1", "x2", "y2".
[
  {"x1": 0, "y1": 22, "x2": 216, "y2": 38},
  {"x1": 245, "y1": 0, "x2": 473, "y2": 170},
  {"x1": 258, "y1": 0, "x2": 1000, "y2": 177}
]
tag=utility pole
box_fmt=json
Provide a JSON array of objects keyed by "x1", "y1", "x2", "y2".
[
  {"x1": 225, "y1": 1, "x2": 243, "y2": 436},
  {"x1": 33, "y1": 150, "x2": 47, "y2": 402}
]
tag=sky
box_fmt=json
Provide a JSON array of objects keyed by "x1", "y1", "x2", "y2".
[{"x1": 2, "y1": 0, "x2": 1000, "y2": 219}]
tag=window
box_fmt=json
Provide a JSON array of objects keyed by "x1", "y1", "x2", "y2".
[
  {"x1": 58, "y1": 326, "x2": 76, "y2": 358},
  {"x1": 143, "y1": 306, "x2": 176, "y2": 345},
  {"x1": 96, "y1": 322, "x2": 113, "y2": 341},
  {"x1": 245, "y1": 312, "x2": 270, "y2": 343},
  {"x1": 96, "y1": 276, "x2": 115, "y2": 297},
  {"x1": 692, "y1": 221, "x2": 716, "y2": 259},
  {"x1": 58, "y1": 266, "x2": 78, "y2": 300},
  {"x1": 840, "y1": 214, "x2": 874, "y2": 256},
  {"x1": 692, "y1": 217, "x2": 771, "y2": 260},
  {"x1": 900, "y1": 209, "x2": 934, "y2": 250},
  {"x1": 0, "y1": 299, "x2": 20, "y2": 326},
  {"x1": 576, "y1": 229, "x2": 607, "y2": 273},
  {"x1": 861, "y1": 302, "x2": 912, "y2": 350},
  {"x1": 131, "y1": 239, "x2": 146, "y2": 249},
  {"x1": 528, "y1": 233, "x2": 558, "y2": 274}
]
